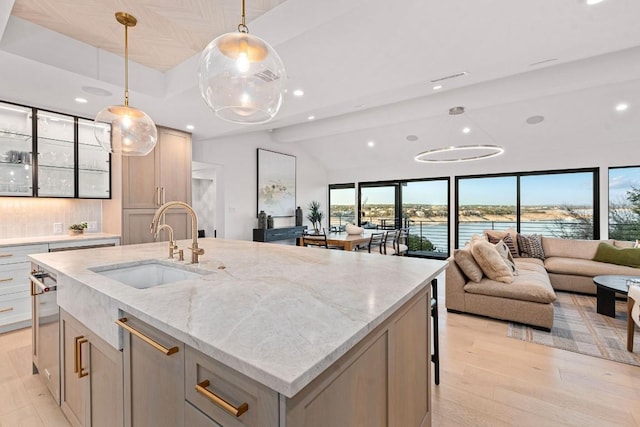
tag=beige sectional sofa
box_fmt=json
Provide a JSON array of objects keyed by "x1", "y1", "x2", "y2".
[{"x1": 446, "y1": 236, "x2": 640, "y2": 330}]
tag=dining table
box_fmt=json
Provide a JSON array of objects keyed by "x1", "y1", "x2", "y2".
[{"x1": 299, "y1": 231, "x2": 376, "y2": 251}]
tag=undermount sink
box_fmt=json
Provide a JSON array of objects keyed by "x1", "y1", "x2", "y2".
[{"x1": 92, "y1": 261, "x2": 205, "y2": 289}]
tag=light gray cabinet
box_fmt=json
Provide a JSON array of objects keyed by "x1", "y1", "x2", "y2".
[
  {"x1": 119, "y1": 314, "x2": 185, "y2": 427},
  {"x1": 0, "y1": 243, "x2": 48, "y2": 333},
  {"x1": 60, "y1": 309, "x2": 123, "y2": 427}
]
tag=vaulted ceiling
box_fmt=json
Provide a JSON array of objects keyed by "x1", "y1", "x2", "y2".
[{"x1": 1, "y1": 0, "x2": 640, "y2": 174}]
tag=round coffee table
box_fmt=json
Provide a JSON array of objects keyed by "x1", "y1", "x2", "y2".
[{"x1": 592, "y1": 275, "x2": 639, "y2": 317}]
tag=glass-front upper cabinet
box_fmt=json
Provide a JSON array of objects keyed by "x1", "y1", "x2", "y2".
[
  {"x1": 0, "y1": 102, "x2": 33, "y2": 196},
  {"x1": 78, "y1": 118, "x2": 110, "y2": 198},
  {"x1": 36, "y1": 111, "x2": 75, "y2": 197}
]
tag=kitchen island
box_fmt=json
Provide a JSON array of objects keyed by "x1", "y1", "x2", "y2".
[{"x1": 30, "y1": 237, "x2": 447, "y2": 427}]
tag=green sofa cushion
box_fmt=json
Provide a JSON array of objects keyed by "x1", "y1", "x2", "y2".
[{"x1": 592, "y1": 242, "x2": 640, "y2": 268}]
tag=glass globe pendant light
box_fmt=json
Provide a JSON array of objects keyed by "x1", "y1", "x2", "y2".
[
  {"x1": 198, "y1": 0, "x2": 286, "y2": 124},
  {"x1": 95, "y1": 12, "x2": 157, "y2": 156}
]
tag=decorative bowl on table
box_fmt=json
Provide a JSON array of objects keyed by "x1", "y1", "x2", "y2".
[{"x1": 345, "y1": 223, "x2": 364, "y2": 235}]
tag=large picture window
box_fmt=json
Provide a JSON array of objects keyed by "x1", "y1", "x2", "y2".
[
  {"x1": 456, "y1": 168, "x2": 598, "y2": 248},
  {"x1": 328, "y1": 184, "x2": 356, "y2": 231},
  {"x1": 355, "y1": 178, "x2": 449, "y2": 258},
  {"x1": 609, "y1": 166, "x2": 640, "y2": 241}
]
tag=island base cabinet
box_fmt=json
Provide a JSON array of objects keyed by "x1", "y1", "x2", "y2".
[
  {"x1": 60, "y1": 309, "x2": 123, "y2": 427},
  {"x1": 185, "y1": 346, "x2": 279, "y2": 427},
  {"x1": 185, "y1": 402, "x2": 222, "y2": 427},
  {"x1": 285, "y1": 290, "x2": 430, "y2": 427},
  {"x1": 120, "y1": 314, "x2": 185, "y2": 427}
]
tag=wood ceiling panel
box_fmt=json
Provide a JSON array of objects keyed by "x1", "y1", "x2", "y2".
[{"x1": 11, "y1": 0, "x2": 287, "y2": 71}]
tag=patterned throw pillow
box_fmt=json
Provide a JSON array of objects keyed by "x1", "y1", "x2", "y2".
[
  {"x1": 485, "y1": 229, "x2": 520, "y2": 257},
  {"x1": 517, "y1": 234, "x2": 545, "y2": 260}
]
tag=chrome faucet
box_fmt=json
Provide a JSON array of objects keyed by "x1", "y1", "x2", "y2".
[{"x1": 150, "y1": 201, "x2": 204, "y2": 264}]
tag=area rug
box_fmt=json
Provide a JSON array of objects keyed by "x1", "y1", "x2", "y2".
[{"x1": 507, "y1": 291, "x2": 640, "y2": 367}]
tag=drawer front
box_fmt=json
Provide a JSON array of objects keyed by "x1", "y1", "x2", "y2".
[
  {"x1": 0, "y1": 261, "x2": 31, "y2": 297},
  {"x1": 185, "y1": 346, "x2": 278, "y2": 427},
  {"x1": 0, "y1": 292, "x2": 31, "y2": 326},
  {"x1": 0, "y1": 244, "x2": 49, "y2": 265},
  {"x1": 185, "y1": 402, "x2": 223, "y2": 427}
]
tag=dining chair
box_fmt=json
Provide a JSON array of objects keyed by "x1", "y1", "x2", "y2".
[
  {"x1": 367, "y1": 232, "x2": 386, "y2": 254},
  {"x1": 393, "y1": 228, "x2": 409, "y2": 256},
  {"x1": 301, "y1": 232, "x2": 329, "y2": 248},
  {"x1": 383, "y1": 229, "x2": 399, "y2": 255},
  {"x1": 628, "y1": 284, "x2": 640, "y2": 352}
]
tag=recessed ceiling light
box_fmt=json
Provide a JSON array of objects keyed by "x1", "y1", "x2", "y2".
[
  {"x1": 615, "y1": 103, "x2": 629, "y2": 112},
  {"x1": 585, "y1": 0, "x2": 605, "y2": 5},
  {"x1": 526, "y1": 115, "x2": 545, "y2": 124},
  {"x1": 433, "y1": 85, "x2": 442, "y2": 91},
  {"x1": 367, "y1": 141, "x2": 375, "y2": 147},
  {"x1": 406, "y1": 135, "x2": 418, "y2": 141},
  {"x1": 293, "y1": 89, "x2": 304, "y2": 97},
  {"x1": 462, "y1": 127, "x2": 471, "y2": 134},
  {"x1": 74, "y1": 97, "x2": 88, "y2": 104},
  {"x1": 81, "y1": 86, "x2": 112, "y2": 97},
  {"x1": 186, "y1": 124, "x2": 195, "y2": 130},
  {"x1": 307, "y1": 115, "x2": 315, "y2": 120}
]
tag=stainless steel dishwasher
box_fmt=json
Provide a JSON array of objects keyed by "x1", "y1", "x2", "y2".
[
  {"x1": 30, "y1": 266, "x2": 59, "y2": 404},
  {"x1": 31, "y1": 241, "x2": 117, "y2": 404}
]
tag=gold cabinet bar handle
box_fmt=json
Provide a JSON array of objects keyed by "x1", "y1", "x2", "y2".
[
  {"x1": 161, "y1": 187, "x2": 165, "y2": 205},
  {"x1": 115, "y1": 317, "x2": 179, "y2": 356},
  {"x1": 156, "y1": 187, "x2": 161, "y2": 206},
  {"x1": 0, "y1": 277, "x2": 13, "y2": 283},
  {"x1": 0, "y1": 253, "x2": 13, "y2": 258},
  {"x1": 0, "y1": 307, "x2": 14, "y2": 313},
  {"x1": 195, "y1": 380, "x2": 249, "y2": 418},
  {"x1": 74, "y1": 336, "x2": 84, "y2": 374},
  {"x1": 76, "y1": 337, "x2": 89, "y2": 378}
]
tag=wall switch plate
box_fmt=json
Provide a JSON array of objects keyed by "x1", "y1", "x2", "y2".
[
  {"x1": 87, "y1": 221, "x2": 98, "y2": 231},
  {"x1": 53, "y1": 223, "x2": 63, "y2": 234}
]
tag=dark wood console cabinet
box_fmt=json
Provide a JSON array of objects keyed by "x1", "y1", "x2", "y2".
[{"x1": 253, "y1": 226, "x2": 307, "y2": 243}]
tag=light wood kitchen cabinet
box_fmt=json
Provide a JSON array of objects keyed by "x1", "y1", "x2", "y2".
[
  {"x1": 119, "y1": 314, "x2": 185, "y2": 427},
  {"x1": 185, "y1": 403, "x2": 222, "y2": 427},
  {"x1": 285, "y1": 290, "x2": 430, "y2": 427},
  {"x1": 60, "y1": 309, "x2": 123, "y2": 427},
  {"x1": 122, "y1": 127, "x2": 191, "y2": 209},
  {"x1": 185, "y1": 346, "x2": 279, "y2": 427},
  {"x1": 122, "y1": 209, "x2": 190, "y2": 245},
  {"x1": 105, "y1": 126, "x2": 192, "y2": 245}
]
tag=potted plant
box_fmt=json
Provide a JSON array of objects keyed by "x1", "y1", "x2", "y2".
[
  {"x1": 306, "y1": 201, "x2": 324, "y2": 234},
  {"x1": 69, "y1": 222, "x2": 88, "y2": 235}
]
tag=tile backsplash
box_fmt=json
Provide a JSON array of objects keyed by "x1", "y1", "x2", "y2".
[{"x1": 0, "y1": 198, "x2": 102, "y2": 239}]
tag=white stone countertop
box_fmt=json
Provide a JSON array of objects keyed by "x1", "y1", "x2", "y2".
[
  {"x1": 29, "y1": 237, "x2": 447, "y2": 398},
  {"x1": 0, "y1": 232, "x2": 120, "y2": 248}
]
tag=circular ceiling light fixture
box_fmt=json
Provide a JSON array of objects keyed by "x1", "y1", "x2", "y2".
[
  {"x1": 198, "y1": 0, "x2": 286, "y2": 124},
  {"x1": 406, "y1": 134, "x2": 419, "y2": 141},
  {"x1": 415, "y1": 145, "x2": 504, "y2": 163},
  {"x1": 615, "y1": 103, "x2": 629, "y2": 112},
  {"x1": 414, "y1": 106, "x2": 504, "y2": 163},
  {"x1": 94, "y1": 12, "x2": 157, "y2": 156}
]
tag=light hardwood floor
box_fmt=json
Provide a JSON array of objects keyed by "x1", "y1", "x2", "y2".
[{"x1": 1, "y1": 288, "x2": 639, "y2": 426}]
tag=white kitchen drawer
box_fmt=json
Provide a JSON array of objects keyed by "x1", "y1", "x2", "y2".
[
  {"x1": 0, "y1": 244, "x2": 48, "y2": 265},
  {"x1": 0, "y1": 292, "x2": 31, "y2": 329},
  {"x1": 185, "y1": 346, "x2": 278, "y2": 427},
  {"x1": 0, "y1": 261, "x2": 31, "y2": 297}
]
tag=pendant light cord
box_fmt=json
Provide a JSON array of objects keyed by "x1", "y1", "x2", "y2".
[
  {"x1": 238, "y1": 0, "x2": 249, "y2": 33},
  {"x1": 124, "y1": 23, "x2": 129, "y2": 107}
]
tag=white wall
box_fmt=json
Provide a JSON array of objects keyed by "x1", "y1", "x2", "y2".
[{"x1": 192, "y1": 131, "x2": 328, "y2": 241}]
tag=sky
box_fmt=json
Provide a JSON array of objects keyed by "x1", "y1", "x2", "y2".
[{"x1": 329, "y1": 168, "x2": 640, "y2": 207}]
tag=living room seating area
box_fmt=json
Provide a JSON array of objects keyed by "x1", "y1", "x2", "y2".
[{"x1": 445, "y1": 229, "x2": 640, "y2": 330}]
